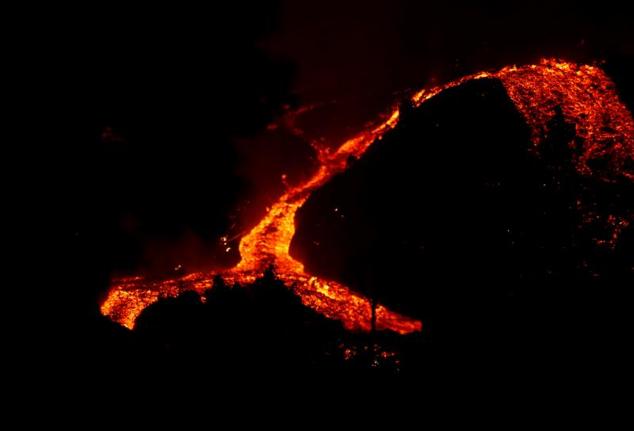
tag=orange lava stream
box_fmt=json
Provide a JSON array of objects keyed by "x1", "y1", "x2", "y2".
[{"x1": 101, "y1": 59, "x2": 634, "y2": 333}]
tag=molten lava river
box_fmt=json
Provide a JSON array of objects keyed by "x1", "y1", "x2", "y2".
[{"x1": 101, "y1": 59, "x2": 634, "y2": 334}]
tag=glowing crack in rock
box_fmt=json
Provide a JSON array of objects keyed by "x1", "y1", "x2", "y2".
[{"x1": 101, "y1": 59, "x2": 634, "y2": 333}]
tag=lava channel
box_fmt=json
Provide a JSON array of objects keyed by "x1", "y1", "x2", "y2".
[{"x1": 101, "y1": 59, "x2": 634, "y2": 334}]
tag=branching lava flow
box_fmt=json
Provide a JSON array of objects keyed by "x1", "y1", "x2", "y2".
[{"x1": 101, "y1": 59, "x2": 634, "y2": 334}]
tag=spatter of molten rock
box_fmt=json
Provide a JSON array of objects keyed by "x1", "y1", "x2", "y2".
[{"x1": 101, "y1": 59, "x2": 634, "y2": 333}]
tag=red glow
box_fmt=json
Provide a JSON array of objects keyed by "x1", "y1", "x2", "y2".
[{"x1": 101, "y1": 59, "x2": 634, "y2": 333}]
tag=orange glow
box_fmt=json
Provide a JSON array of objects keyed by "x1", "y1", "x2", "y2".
[{"x1": 101, "y1": 59, "x2": 634, "y2": 333}]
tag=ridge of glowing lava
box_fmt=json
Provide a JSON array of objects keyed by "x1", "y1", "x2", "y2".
[{"x1": 101, "y1": 59, "x2": 634, "y2": 334}]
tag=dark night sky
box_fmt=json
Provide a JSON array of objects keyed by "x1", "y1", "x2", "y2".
[{"x1": 265, "y1": 0, "x2": 633, "y2": 141}]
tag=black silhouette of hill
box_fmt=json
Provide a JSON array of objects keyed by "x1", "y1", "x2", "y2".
[{"x1": 292, "y1": 78, "x2": 634, "y2": 368}]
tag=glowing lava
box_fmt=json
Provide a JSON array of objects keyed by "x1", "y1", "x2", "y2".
[{"x1": 101, "y1": 59, "x2": 634, "y2": 333}]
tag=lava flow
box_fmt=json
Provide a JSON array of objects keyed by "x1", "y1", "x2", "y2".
[{"x1": 101, "y1": 59, "x2": 634, "y2": 333}]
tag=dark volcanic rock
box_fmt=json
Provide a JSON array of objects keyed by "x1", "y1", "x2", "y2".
[
  {"x1": 291, "y1": 77, "x2": 633, "y2": 350},
  {"x1": 292, "y1": 79, "x2": 533, "y2": 313}
]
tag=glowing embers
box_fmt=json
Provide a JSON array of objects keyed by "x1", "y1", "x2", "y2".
[
  {"x1": 101, "y1": 59, "x2": 634, "y2": 334},
  {"x1": 498, "y1": 60, "x2": 634, "y2": 181}
]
